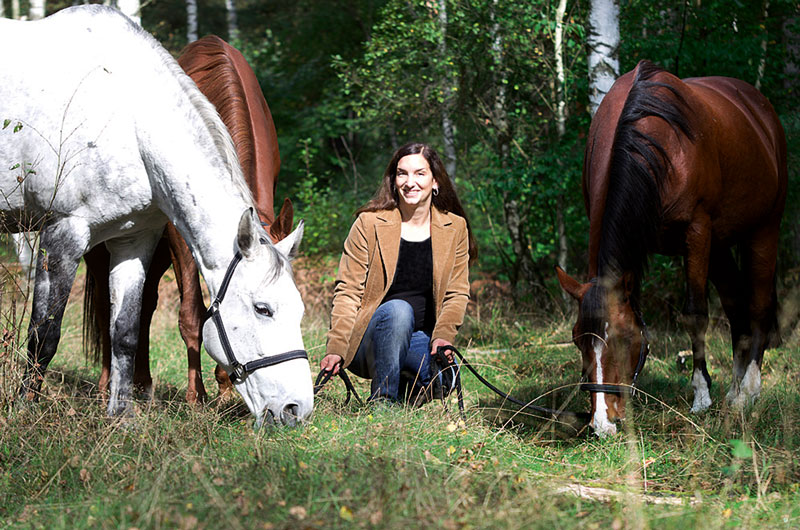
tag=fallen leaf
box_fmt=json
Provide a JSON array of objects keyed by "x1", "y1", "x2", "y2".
[{"x1": 289, "y1": 506, "x2": 307, "y2": 520}]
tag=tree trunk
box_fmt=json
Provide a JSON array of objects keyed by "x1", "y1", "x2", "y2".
[
  {"x1": 554, "y1": 0, "x2": 569, "y2": 295},
  {"x1": 785, "y1": 17, "x2": 799, "y2": 92},
  {"x1": 28, "y1": 0, "x2": 45, "y2": 20},
  {"x1": 186, "y1": 0, "x2": 198, "y2": 43},
  {"x1": 755, "y1": 0, "x2": 770, "y2": 90},
  {"x1": 117, "y1": 0, "x2": 140, "y2": 25},
  {"x1": 1, "y1": 0, "x2": 5, "y2": 18},
  {"x1": 11, "y1": 0, "x2": 20, "y2": 20},
  {"x1": 437, "y1": 0, "x2": 457, "y2": 179},
  {"x1": 587, "y1": 0, "x2": 620, "y2": 116},
  {"x1": 225, "y1": 0, "x2": 239, "y2": 42}
]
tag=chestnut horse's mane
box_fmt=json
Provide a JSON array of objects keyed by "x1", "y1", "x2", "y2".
[
  {"x1": 597, "y1": 61, "x2": 696, "y2": 285},
  {"x1": 178, "y1": 36, "x2": 276, "y2": 224}
]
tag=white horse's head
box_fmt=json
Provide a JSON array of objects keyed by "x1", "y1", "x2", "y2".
[{"x1": 202, "y1": 209, "x2": 312, "y2": 427}]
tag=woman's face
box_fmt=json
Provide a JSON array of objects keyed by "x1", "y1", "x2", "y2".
[{"x1": 395, "y1": 153, "x2": 438, "y2": 209}]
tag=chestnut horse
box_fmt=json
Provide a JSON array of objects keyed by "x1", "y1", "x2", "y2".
[
  {"x1": 83, "y1": 35, "x2": 294, "y2": 403},
  {"x1": 557, "y1": 61, "x2": 787, "y2": 436}
]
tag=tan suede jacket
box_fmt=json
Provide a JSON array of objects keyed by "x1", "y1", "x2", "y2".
[{"x1": 326, "y1": 206, "x2": 470, "y2": 368}]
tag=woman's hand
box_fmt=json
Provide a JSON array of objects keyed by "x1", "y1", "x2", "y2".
[
  {"x1": 430, "y1": 338, "x2": 454, "y2": 363},
  {"x1": 320, "y1": 354, "x2": 343, "y2": 375}
]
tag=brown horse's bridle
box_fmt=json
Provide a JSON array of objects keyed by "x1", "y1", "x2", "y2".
[
  {"x1": 205, "y1": 250, "x2": 308, "y2": 383},
  {"x1": 579, "y1": 310, "x2": 650, "y2": 397}
]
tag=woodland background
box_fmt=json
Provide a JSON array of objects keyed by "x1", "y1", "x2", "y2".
[{"x1": 2, "y1": 0, "x2": 799, "y2": 316}]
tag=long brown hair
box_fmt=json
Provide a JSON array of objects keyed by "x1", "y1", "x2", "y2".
[{"x1": 357, "y1": 142, "x2": 477, "y2": 263}]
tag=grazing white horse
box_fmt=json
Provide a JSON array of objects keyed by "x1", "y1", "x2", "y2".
[{"x1": 0, "y1": 5, "x2": 313, "y2": 427}]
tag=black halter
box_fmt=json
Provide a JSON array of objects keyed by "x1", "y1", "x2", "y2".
[
  {"x1": 204, "y1": 250, "x2": 308, "y2": 383},
  {"x1": 579, "y1": 310, "x2": 650, "y2": 397}
]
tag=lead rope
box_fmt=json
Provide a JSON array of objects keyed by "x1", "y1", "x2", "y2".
[
  {"x1": 434, "y1": 345, "x2": 591, "y2": 423},
  {"x1": 314, "y1": 365, "x2": 363, "y2": 406}
]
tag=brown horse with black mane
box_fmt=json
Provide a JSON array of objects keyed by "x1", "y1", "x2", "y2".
[
  {"x1": 557, "y1": 60, "x2": 787, "y2": 436},
  {"x1": 83, "y1": 35, "x2": 294, "y2": 403}
]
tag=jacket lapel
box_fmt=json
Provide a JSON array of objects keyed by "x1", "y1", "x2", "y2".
[
  {"x1": 375, "y1": 209, "x2": 402, "y2": 288},
  {"x1": 430, "y1": 206, "x2": 455, "y2": 305}
]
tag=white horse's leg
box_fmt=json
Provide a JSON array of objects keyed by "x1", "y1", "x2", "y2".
[
  {"x1": 13, "y1": 232, "x2": 37, "y2": 282},
  {"x1": 18, "y1": 223, "x2": 86, "y2": 402},
  {"x1": 105, "y1": 230, "x2": 162, "y2": 416}
]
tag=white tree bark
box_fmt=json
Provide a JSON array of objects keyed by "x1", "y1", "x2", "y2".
[
  {"x1": 587, "y1": 0, "x2": 620, "y2": 116},
  {"x1": 117, "y1": 0, "x2": 140, "y2": 25},
  {"x1": 28, "y1": 0, "x2": 45, "y2": 20},
  {"x1": 226, "y1": 0, "x2": 239, "y2": 41},
  {"x1": 755, "y1": 0, "x2": 770, "y2": 90},
  {"x1": 785, "y1": 17, "x2": 799, "y2": 92},
  {"x1": 11, "y1": 0, "x2": 20, "y2": 19},
  {"x1": 187, "y1": 0, "x2": 198, "y2": 43},
  {"x1": 555, "y1": 0, "x2": 569, "y2": 277},
  {"x1": 437, "y1": 0, "x2": 457, "y2": 179},
  {"x1": 1, "y1": 0, "x2": 5, "y2": 18}
]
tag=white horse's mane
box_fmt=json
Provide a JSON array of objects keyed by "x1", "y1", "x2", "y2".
[{"x1": 103, "y1": 6, "x2": 255, "y2": 208}]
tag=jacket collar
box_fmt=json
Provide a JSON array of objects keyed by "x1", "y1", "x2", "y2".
[{"x1": 374, "y1": 206, "x2": 455, "y2": 294}]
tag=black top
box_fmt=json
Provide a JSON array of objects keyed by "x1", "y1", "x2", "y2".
[{"x1": 382, "y1": 237, "x2": 435, "y2": 333}]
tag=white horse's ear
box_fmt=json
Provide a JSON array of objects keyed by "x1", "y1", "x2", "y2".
[
  {"x1": 274, "y1": 220, "x2": 304, "y2": 260},
  {"x1": 237, "y1": 208, "x2": 260, "y2": 259}
]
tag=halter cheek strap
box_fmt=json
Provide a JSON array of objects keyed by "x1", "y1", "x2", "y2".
[{"x1": 204, "y1": 250, "x2": 308, "y2": 383}]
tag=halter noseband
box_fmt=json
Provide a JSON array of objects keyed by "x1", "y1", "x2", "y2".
[{"x1": 204, "y1": 249, "x2": 308, "y2": 383}]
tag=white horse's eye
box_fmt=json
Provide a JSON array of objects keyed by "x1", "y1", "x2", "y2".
[{"x1": 254, "y1": 303, "x2": 274, "y2": 318}]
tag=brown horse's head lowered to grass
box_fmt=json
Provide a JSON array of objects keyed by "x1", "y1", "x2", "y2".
[{"x1": 558, "y1": 60, "x2": 787, "y2": 436}]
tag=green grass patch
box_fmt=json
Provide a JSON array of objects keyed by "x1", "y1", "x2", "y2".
[{"x1": 1, "y1": 265, "x2": 799, "y2": 528}]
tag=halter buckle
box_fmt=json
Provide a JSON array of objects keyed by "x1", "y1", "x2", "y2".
[{"x1": 230, "y1": 363, "x2": 246, "y2": 382}]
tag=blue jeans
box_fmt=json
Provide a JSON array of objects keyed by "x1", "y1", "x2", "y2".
[{"x1": 348, "y1": 300, "x2": 432, "y2": 402}]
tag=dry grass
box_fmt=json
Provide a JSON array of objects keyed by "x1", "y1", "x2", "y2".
[{"x1": 1, "y1": 256, "x2": 799, "y2": 528}]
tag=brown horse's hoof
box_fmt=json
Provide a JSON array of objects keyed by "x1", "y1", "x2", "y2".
[{"x1": 185, "y1": 387, "x2": 208, "y2": 405}]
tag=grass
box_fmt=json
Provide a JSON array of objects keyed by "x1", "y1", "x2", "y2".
[{"x1": 1, "y1": 260, "x2": 800, "y2": 529}]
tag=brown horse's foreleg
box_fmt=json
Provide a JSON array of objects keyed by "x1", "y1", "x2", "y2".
[
  {"x1": 166, "y1": 224, "x2": 208, "y2": 404},
  {"x1": 727, "y1": 225, "x2": 780, "y2": 408},
  {"x1": 683, "y1": 215, "x2": 712, "y2": 413},
  {"x1": 215, "y1": 365, "x2": 235, "y2": 403},
  {"x1": 134, "y1": 236, "x2": 172, "y2": 399},
  {"x1": 83, "y1": 246, "x2": 112, "y2": 399}
]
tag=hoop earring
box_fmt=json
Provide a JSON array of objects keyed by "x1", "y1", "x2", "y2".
[{"x1": 433, "y1": 188, "x2": 439, "y2": 197}]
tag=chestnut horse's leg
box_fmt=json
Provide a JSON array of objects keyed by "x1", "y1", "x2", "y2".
[
  {"x1": 683, "y1": 214, "x2": 713, "y2": 413},
  {"x1": 709, "y1": 244, "x2": 748, "y2": 352},
  {"x1": 83, "y1": 246, "x2": 113, "y2": 398},
  {"x1": 165, "y1": 224, "x2": 209, "y2": 404},
  {"x1": 726, "y1": 223, "x2": 780, "y2": 408},
  {"x1": 133, "y1": 237, "x2": 172, "y2": 398}
]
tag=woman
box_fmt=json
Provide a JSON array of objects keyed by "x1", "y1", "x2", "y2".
[{"x1": 320, "y1": 142, "x2": 477, "y2": 403}]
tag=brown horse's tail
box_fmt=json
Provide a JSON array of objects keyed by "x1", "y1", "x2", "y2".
[{"x1": 82, "y1": 271, "x2": 102, "y2": 364}]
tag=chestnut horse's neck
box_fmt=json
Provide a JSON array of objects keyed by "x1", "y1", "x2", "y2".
[
  {"x1": 586, "y1": 61, "x2": 696, "y2": 287},
  {"x1": 178, "y1": 36, "x2": 281, "y2": 233}
]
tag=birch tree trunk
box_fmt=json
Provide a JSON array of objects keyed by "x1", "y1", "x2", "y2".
[
  {"x1": 225, "y1": 0, "x2": 239, "y2": 41},
  {"x1": 11, "y1": 0, "x2": 20, "y2": 20},
  {"x1": 785, "y1": 17, "x2": 799, "y2": 92},
  {"x1": 755, "y1": 0, "x2": 770, "y2": 90},
  {"x1": 554, "y1": 0, "x2": 569, "y2": 285},
  {"x1": 28, "y1": 0, "x2": 45, "y2": 20},
  {"x1": 1, "y1": 0, "x2": 5, "y2": 18},
  {"x1": 490, "y1": 0, "x2": 535, "y2": 288},
  {"x1": 187, "y1": 0, "x2": 198, "y2": 43},
  {"x1": 437, "y1": 0, "x2": 457, "y2": 179},
  {"x1": 587, "y1": 0, "x2": 620, "y2": 116},
  {"x1": 117, "y1": 0, "x2": 140, "y2": 25}
]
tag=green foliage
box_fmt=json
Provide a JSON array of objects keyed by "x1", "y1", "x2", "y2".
[{"x1": 292, "y1": 138, "x2": 365, "y2": 256}]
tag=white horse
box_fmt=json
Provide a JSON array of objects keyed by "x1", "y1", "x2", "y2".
[{"x1": 0, "y1": 6, "x2": 313, "y2": 427}]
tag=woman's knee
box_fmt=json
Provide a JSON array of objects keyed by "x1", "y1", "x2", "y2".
[{"x1": 374, "y1": 299, "x2": 415, "y2": 331}]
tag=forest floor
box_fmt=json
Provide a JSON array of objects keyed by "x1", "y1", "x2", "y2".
[{"x1": 1, "y1": 258, "x2": 799, "y2": 528}]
